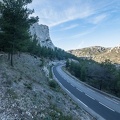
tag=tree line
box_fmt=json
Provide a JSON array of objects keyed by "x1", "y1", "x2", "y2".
[
  {"x1": 27, "y1": 34, "x2": 77, "y2": 60},
  {"x1": 66, "y1": 59, "x2": 120, "y2": 97}
]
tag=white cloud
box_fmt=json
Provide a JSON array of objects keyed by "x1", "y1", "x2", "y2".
[
  {"x1": 77, "y1": 40, "x2": 85, "y2": 49},
  {"x1": 71, "y1": 26, "x2": 97, "y2": 39},
  {"x1": 28, "y1": 0, "x2": 119, "y2": 28},
  {"x1": 90, "y1": 14, "x2": 107, "y2": 24},
  {"x1": 52, "y1": 26, "x2": 97, "y2": 44},
  {"x1": 28, "y1": 0, "x2": 94, "y2": 27},
  {"x1": 60, "y1": 24, "x2": 79, "y2": 31},
  {"x1": 37, "y1": 6, "x2": 93, "y2": 27}
]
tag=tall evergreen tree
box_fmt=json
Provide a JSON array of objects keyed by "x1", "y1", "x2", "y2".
[{"x1": 0, "y1": 0, "x2": 38, "y2": 66}]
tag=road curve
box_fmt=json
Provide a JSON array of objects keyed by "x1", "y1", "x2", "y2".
[{"x1": 52, "y1": 64, "x2": 120, "y2": 120}]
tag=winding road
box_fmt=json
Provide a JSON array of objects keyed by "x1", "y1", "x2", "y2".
[{"x1": 52, "y1": 64, "x2": 120, "y2": 120}]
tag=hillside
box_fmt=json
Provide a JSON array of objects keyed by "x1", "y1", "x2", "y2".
[
  {"x1": 68, "y1": 46, "x2": 120, "y2": 64},
  {"x1": 0, "y1": 53, "x2": 93, "y2": 120}
]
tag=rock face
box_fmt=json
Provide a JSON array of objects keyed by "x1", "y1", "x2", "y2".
[{"x1": 30, "y1": 23, "x2": 55, "y2": 49}]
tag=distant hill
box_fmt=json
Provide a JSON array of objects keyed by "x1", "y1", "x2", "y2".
[{"x1": 68, "y1": 45, "x2": 120, "y2": 64}]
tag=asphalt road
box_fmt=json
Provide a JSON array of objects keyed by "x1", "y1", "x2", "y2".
[{"x1": 53, "y1": 64, "x2": 120, "y2": 120}]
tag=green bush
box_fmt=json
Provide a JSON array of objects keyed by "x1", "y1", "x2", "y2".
[
  {"x1": 39, "y1": 58, "x2": 44, "y2": 67},
  {"x1": 49, "y1": 80, "x2": 57, "y2": 88},
  {"x1": 24, "y1": 83, "x2": 32, "y2": 90}
]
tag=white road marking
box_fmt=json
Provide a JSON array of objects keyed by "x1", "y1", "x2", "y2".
[
  {"x1": 61, "y1": 75, "x2": 65, "y2": 79},
  {"x1": 70, "y1": 83, "x2": 74, "y2": 87},
  {"x1": 85, "y1": 94, "x2": 95, "y2": 100},
  {"x1": 113, "y1": 99, "x2": 120, "y2": 104},
  {"x1": 105, "y1": 97, "x2": 119, "y2": 104},
  {"x1": 99, "y1": 102, "x2": 115, "y2": 112},
  {"x1": 77, "y1": 99, "x2": 88, "y2": 108},
  {"x1": 76, "y1": 88, "x2": 83, "y2": 92},
  {"x1": 87, "y1": 88, "x2": 95, "y2": 93},
  {"x1": 66, "y1": 80, "x2": 69, "y2": 83}
]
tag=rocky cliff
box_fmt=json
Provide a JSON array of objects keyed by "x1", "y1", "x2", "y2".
[{"x1": 30, "y1": 23, "x2": 55, "y2": 49}]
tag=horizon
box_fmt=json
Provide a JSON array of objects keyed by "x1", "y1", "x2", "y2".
[{"x1": 28, "y1": 0, "x2": 120, "y2": 51}]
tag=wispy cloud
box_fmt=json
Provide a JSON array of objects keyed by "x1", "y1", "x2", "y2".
[
  {"x1": 60, "y1": 24, "x2": 79, "y2": 31},
  {"x1": 38, "y1": 6, "x2": 93, "y2": 27},
  {"x1": 29, "y1": 0, "x2": 119, "y2": 27},
  {"x1": 89, "y1": 14, "x2": 107, "y2": 24},
  {"x1": 71, "y1": 26, "x2": 97, "y2": 39},
  {"x1": 52, "y1": 26, "x2": 97, "y2": 43},
  {"x1": 29, "y1": 0, "x2": 94, "y2": 27},
  {"x1": 77, "y1": 40, "x2": 85, "y2": 49}
]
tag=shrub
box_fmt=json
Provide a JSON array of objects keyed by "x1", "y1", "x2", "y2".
[
  {"x1": 24, "y1": 83, "x2": 32, "y2": 90},
  {"x1": 49, "y1": 80, "x2": 57, "y2": 88},
  {"x1": 39, "y1": 58, "x2": 44, "y2": 67}
]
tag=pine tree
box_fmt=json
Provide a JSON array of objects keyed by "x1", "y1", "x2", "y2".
[
  {"x1": 0, "y1": 0, "x2": 38, "y2": 66},
  {"x1": 66, "y1": 59, "x2": 69, "y2": 68}
]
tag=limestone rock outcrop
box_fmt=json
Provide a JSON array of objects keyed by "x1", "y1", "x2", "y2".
[{"x1": 30, "y1": 23, "x2": 55, "y2": 49}]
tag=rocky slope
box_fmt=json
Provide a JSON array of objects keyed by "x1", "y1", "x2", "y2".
[
  {"x1": 30, "y1": 23, "x2": 55, "y2": 49},
  {"x1": 69, "y1": 46, "x2": 107, "y2": 57},
  {"x1": 0, "y1": 53, "x2": 94, "y2": 120},
  {"x1": 68, "y1": 45, "x2": 120, "y2": 64}
]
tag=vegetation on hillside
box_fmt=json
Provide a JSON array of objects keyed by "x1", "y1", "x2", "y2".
[
  {"x1": 0, "y1": 0, "x2": 77, "y2": 66},
  {"x1": 69, "y1": 46, "x2": 120, "y2": 64},
  {"x1": 0, "y1": 53, "x2": 93, "y2": 120},
  {"x1": 0, "y1": 0, "x2": 38, "y2": 66},
  {"x1": 27, "y1": 34, "x2": 77, "y2": 60},
  {"x1": 66, "y1": 59, "x2": 120, "y2": 97}
]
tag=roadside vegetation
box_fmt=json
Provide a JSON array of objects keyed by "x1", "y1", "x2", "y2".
[{"x1": 66, "y1": 59, "x2": 120, "y2": 97}]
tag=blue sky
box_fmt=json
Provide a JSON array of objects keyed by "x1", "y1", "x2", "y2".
[{"x1": 28, "y1": 0, "x2": 120, "y2": 50}]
